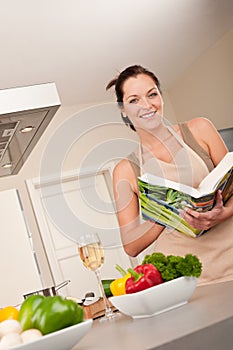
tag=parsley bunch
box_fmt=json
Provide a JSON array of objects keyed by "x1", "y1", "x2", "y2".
[{"x1": 142, "y1": 252, "x2": 202, "y2": 282}]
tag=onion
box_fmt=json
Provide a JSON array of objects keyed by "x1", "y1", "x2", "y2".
[
  {"x1": 0, "y1": 320, "x2": 22, "y2": 338},
  {"x1": 21, "y1": 329, "x2": 43, "y2": 343},
  {"x1": 0, "y1": 333, "x2": 22, "y2": 347}
]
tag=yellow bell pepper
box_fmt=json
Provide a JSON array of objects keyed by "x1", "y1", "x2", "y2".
[{"x1": 110, "y1": 265, "x2": 131, "y2": 296}]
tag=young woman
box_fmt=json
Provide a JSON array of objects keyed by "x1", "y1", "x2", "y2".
[{"x1": 106, "y1": 65, "x2": 233, "y2": 285}]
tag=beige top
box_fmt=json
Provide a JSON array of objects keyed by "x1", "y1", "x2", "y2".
[{"x1": 128, "y1": 123, "x2": 233, "y2": 286}]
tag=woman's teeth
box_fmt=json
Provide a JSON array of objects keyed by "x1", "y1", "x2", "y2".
[{"x1": 140, "y1": 111, "x2": 156, "y2": 119}]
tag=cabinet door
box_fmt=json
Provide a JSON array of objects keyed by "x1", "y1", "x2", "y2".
[
  {"x1": 0, "y1": 189, "x2": 42, "y2": 307},
  {"x1": 27, "y1": 169, "x2": 132, "y2": 298}
]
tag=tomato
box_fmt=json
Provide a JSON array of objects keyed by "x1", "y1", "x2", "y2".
[{"x1": 0, "y1": 306, "x2": 19, "y2": 322}]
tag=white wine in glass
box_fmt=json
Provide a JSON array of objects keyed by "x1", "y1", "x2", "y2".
[{"x1": 78, "y1": 232, "x2": 116, "y2": 321}]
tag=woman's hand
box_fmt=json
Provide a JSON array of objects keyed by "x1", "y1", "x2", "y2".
[{"x1": 182, "y1": 191, "x2": 229, "y2": 231}]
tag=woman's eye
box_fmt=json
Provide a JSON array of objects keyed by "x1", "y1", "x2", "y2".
[
  {"x1": 149, "y1": 92, "x2": 157, "y2": 98},
  {"x1": 129, "y1": 98, "x2": 138, "y2": 104}
]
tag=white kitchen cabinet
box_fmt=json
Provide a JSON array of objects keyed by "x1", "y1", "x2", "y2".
[
  {"x1": 27, "y1": 166, "x2": 133, "y2": 299},
  {"x1": 0, "y1": 189, "x2": 42, "y2": 307}
]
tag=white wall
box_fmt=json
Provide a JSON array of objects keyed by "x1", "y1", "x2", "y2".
[
  {"x1": 168, "y1": 27, "x2": 233, "y2": 128},
  {"x1": 0, "y1": 189, "x2": 42, "y2": 306}
]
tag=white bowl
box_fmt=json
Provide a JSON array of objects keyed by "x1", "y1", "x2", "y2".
[
  {"x1": 12, "y1": 319, "x2": 93, "y2": 350},
  {"x1": 109, "y1": 276, "x2": 198, "y2": 319}
]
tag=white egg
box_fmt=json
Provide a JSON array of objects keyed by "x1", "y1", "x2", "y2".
[
  {"x1": 0, "y1": 320, "x2": 22, "y2": 338},
  {"x1": 0, "y1": 333, "x2": 22, "y2": 347},
  {"x1": 21, "y1": 329, "x2": 43, "y2": 343}
]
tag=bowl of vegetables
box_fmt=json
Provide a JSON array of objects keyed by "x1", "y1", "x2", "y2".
[
  {"x1": 0, "y1": 295, "x2": 92, "y2": 350},
  {"x1": 109, "y1": 253, "x2": 201, "y2": 319},
  {"x1": 7, "y1": 319, "x2": 93, "y2": 350}
]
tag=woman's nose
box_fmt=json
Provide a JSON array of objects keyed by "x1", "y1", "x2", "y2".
[{"x1": 140, "y1": 97, "x2": 152, "y2": 108}]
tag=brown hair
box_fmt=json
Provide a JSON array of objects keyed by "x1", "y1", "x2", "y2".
[{"x1": 106, "y1": 65, "x2": 161, "y2": 131}]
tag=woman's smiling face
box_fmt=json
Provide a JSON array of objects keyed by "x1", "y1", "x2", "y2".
[{"x1": 122, "y1": 74, "x2": 164, "y2": 131}]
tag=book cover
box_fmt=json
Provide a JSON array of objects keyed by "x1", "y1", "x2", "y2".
[{"x1": 138, "y1": 152, "x2": 233, "y2": 238}]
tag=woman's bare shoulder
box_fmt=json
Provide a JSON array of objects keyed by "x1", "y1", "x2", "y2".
[
  {"x1": 175, "y1": 117, "x2": 217, "y2": 140},
  {"x1": 186, "y1": 117, "x2": 215, "y2": 132},
  {"x1": 186, "y1": 117, "x2": 223, "y2": 142},
  {"x1": 113, "y1": 158, "x2": 135, "y2": 180},
  {"x1": 113, "y1": 158, "x2": 138, "y2": 193},
  {"x1": 173, "y1": 117, "x2": 212, "y2": 135},
  {"x1": 171, "y1": 117, "x2": 215, "y2": 131}
]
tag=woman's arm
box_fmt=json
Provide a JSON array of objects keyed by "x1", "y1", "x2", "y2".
[
  {"x1": 183, "y1": 117, "x2": 232, "y2": 229},
  {"x1": 113, "y1": 159, "x2": 164, "y2": 257}
]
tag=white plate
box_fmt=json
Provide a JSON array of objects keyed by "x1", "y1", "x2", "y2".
[
  {"x1": 109, "y1": 276, "x2": 198, "y2": 319},
  {"x1": 12, "y1": 319, "x2": 93, "y2": 350}
]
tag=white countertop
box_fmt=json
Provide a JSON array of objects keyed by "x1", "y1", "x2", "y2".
[{"x1": 75, "y1": 279, "x2": 233, "y2": 350}]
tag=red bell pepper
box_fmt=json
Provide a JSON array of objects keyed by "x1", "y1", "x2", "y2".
[{"x1": 126, "y1": 263, "x2": 163, "y2": 294}]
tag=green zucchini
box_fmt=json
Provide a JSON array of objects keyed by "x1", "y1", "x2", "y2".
[{"x1": 101, "y1": 279, "x2": 114, "y2": 297}]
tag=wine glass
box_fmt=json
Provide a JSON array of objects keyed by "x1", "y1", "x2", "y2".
[{"x1": 77, "y1": 232, "x2": 117, "y2": 321}]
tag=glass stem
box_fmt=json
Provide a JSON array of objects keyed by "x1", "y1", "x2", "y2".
[{"x1": 95, "y1": 270, "x2": 113, "y2": 318}]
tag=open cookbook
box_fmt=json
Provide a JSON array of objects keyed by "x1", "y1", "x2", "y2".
[{"x1": 138, "y1": 152, "x2": 233, "y2": 237}]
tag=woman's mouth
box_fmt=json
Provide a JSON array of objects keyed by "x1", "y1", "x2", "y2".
[{"x1": 139, "y1": 111, "x2": 156, "y2": 119}]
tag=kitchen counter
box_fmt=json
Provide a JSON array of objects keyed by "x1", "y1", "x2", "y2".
[{"x1": 74, "y1": 279, "x2": 233, "y2": 350}]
